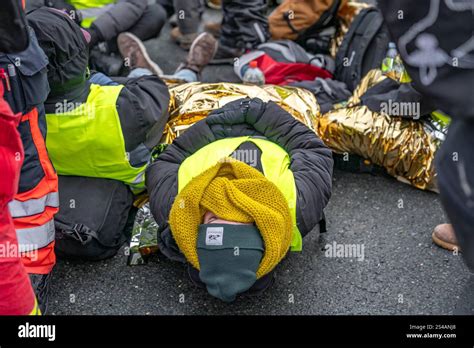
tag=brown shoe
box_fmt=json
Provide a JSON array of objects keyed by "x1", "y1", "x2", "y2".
[
  {"x1": 204, "y1": 21, "x2": 221, "y2": 38},
  {"x1": 206, "y1": 0, "x2": 222, "y2": 10},
  {"x1": 432, "y1": 223, "x2": 461, "y2": 251},
  {"x1": 178, "y1": 32, "x2": 218, "y2": 74},
  {"x1": 170, "y1": 27, "x2": 199, "y2": 50},
  {"x1": 117, "y1": 32, "x2": 162, "y2": 75}
]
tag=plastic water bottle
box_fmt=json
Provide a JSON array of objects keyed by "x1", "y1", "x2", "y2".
[
  {"x1": 382, "y1": 42, "x2": 408, "y2": 81},
  {"x1": 242, "y1": 61, "x2": 265, "y2": 85},
  {"x1": 381, "y1": 42, "x2": 398, "y2": 73}
]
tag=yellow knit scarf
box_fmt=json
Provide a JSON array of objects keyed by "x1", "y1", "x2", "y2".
[{"x1": 169, "y1": 160, "x2": 292, "y2": 278}]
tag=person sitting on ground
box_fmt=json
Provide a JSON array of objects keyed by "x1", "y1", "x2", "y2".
[
  {"x1": 27, "y1": 7, "x2": 170, "y2": 192},
  {"x1": 28, "y1": 7, "x2": 219, "y2": 189},
  {"x1": 146, "y1": 97, "x2": 333, "y2": 302}
]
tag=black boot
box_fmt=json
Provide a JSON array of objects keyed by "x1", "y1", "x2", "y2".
[{"x1": 29, "y1": 272, "x2": 53, "y2": 315}]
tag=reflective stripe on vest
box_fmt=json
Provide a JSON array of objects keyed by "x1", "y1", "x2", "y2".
[
  {"x1": 13, "y1": 106, "x2": 59, "y2": 274},
  {"x1": 177, "y1": 136, "x2": 302, "y2": 251},
  {"x1": 9, "y1": 192, "x2": 59, "y2": 218},
  {"x1": 16, "y1": 219, "x2": 55, "y2": 253},
  {"x1": 45, "y1": 84, "x2": 147, "y2": 190},
  {"x1": 68, "y1": 0, "x2": 116, "y2": 28}
]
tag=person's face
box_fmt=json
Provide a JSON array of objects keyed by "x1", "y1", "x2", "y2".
[{"x1": 203, "y1": 211, "x2": 251, "y2": 225}]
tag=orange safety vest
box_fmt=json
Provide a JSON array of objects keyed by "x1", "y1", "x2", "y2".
[{"x1": 8, "y1": 106, "x2": 59, "y2": 275}]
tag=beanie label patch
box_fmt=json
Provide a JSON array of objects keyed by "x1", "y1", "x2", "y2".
[{"x1": 205, "y1": 227, "x2": 224, "y2": 246}]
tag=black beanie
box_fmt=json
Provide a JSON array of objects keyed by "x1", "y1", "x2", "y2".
[{"x1": 27, "y1": 7, "x2": 89, "y2": 97}]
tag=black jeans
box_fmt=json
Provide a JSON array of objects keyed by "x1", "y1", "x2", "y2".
[
  {"x1": 157, "y1": 0, "x2": 203, "y2": 35},
  {"x1": 127, "y1": 3, "x2": 167, "y2": 41},
  {"x1": 104, "y1": 3, "x2": 167, "y2": 54}
]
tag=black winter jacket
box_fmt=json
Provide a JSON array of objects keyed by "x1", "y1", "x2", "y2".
[{"x1": 146, "y1": 98, "x2": 333, "y2": 261}]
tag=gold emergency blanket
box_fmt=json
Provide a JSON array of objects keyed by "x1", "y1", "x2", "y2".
[
  {"x1": 163, "y1": 82, "x2": 320, "y2": 144},
  {"x1": 316, "y1": 69, "x2": 439, "y2": 191},
  {"x1": 164, "y1": 79, "x2": 439, "y2": 191}
]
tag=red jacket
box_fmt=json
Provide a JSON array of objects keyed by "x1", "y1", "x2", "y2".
[{"x1": 0, "y1": 82, "x2": 37, "y2": 315}]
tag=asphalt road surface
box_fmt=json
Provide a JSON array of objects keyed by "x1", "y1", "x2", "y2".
[{"x1": 48, "y1": 7, "x2": 473, "y2": 316}]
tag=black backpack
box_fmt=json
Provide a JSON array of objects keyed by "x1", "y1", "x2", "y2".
[
  {"x1": 54, "y1": 176, "x2": 137, "y2": 261},
  {"x1": 335, "y1": 7, "x2": 391, "y2": 91}
]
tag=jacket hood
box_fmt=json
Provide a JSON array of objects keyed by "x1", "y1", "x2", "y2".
[{"x1": 27, "y1": 7, "x2": 89, "y2": 98}]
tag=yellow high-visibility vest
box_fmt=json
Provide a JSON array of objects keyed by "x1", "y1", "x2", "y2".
[
  {"x1": 68, "y1": 0, "x2": 116, "y2": 28},
  {"x1": 46, "y1": 83, "x2": 147, "y2": 191}
]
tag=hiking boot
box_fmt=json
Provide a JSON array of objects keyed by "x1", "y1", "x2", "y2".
[
  {"x1": 432, "y1": 223, "x2": 460, "y2": 251},
  {"x1": 204, "y1": 21, "x2": 221, "y2": 38},
  {"x1": 29, "y1": 272, "x2": 53, "y2": 314},
  {"x1": 117, "y1": 32, "x2": 163, "y2": 76},
  {"x1": 177, "y1": 32, "x2": 218, "y2": 74},
  {"x1": 211, "y1": 42, "x2": 245, "y2": 64},
  {"x1": 170, "y1": 27, "x2": 199, "y2": 50},
  {"x1": 89, "y1": 48, "x2": 124, "y2": 76},
  {"x1": 206, "y1": 0, "x2": 222, "y2": 10}
]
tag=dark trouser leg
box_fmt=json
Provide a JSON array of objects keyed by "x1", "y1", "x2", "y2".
[
  {"x1": 173, "y1": 0, "x2": 202, "y2": 35},
  {"x1": 453, "y1": 276, "x2": 474, "y2": 314},
  {"x1": 436, "y1": 119, "x2": 474, "y2": 272},
  {"x1": 128, "y1": 3, "x2": 168, "y2": 41},
  {"x1": 220, "y1": 0, "x2": 269, "y2": 49},
  {"x1": 156, "y1": 0, "x2": 175, "y2": 17},
  {"x1": 219, "y1": 0, "x2": 233, "y2": 47}
]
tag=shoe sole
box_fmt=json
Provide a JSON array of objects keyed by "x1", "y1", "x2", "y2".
[
  {"x1": 118, "y1": 32, "x2": 163, "y2": 76},
  {"x1": 206, "y1": 0, "x2": 221, "y2": 10},
  {"x1": 432, "y1": 232, "x2": 461, "y2": 252}
]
